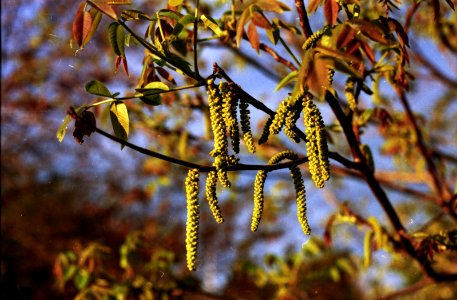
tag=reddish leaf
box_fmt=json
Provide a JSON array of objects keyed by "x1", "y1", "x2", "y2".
[
  {"x1": 388, "y1": 18, "x2": 409, "y2": 48},
  {"x1": 255, "y1": 0, "x2": 291, "y2": 13},
  {"x1": 357, "y1": 21, "x2": 389, "y2": 45},
  {"x1": 122, "y1": 57, "x2": 129, "y2": 77},
  {"x1": 251, "y1": 12, "x2": 271, "y2": 29},
  {"x1": 336, "y1": 25, "x2": 356, "y2": 49},
  {"x1": 72, "y1": 5, "x2": 93, "y2": 48},
  {"x1": 360, "y1": 41, "x2": 376, "y2": 64},
  {"x1": 345, "y1": 39, "x2": 361, "y2": 56},
  {"x1": 88, "y1": 0, "x2": 117, "y2": 20},
  {"x1": 247, "y1": 21, "x2": 260, "y2": 53},
  {"x1": 324, "y1": 0, "x2": 339, "y2": 26},
  {"x1": 236, "y1": 7, "x2": 251, "y2": 48},
  {"x1": 308, "y1": 0, "x2": 322, "y2": 14},
  {"x1": 73, "y1": 111, "x2": 96, "y2": 144},
  {"x1": 156, "y1": 67, "x2": 176, "y2": 84}
]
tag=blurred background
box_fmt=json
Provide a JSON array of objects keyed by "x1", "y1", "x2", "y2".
[{"x1": 2, "y1": 0, "x2": 456, "y2": 299}]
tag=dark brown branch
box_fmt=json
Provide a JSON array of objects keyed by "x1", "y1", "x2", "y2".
[
  {"x1": 95, "y1": 126, "x2": 311, "y2": 172},
  {"x1": 294, "y1": 0, "x2": 313, "y2": 38}
]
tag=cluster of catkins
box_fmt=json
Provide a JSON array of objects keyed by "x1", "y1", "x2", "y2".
[{"x1": 183, "y1": 85, "x2": 330, "y2": 271}]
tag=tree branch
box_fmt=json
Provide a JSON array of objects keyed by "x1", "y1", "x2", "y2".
[{"x1": 294, "y1": 0, "x2": 313, "y2": 38}]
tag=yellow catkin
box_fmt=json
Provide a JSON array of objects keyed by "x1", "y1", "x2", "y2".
[
  {"x1": 284, "y1": 97, "x2": 304, "y2": 143},
  {"x1": 345, "y1": 77, "x2": 357, "y2": 111},
  {"x1": 214, "y1": 155, "x2": 231, "y2": 188},
  {"x1": 205, "y1": 171, "x2": 224, "y2": 224},
  {"x1": 239, "y1": 99, "x2": 256, "y2": 153},
  {"x1": 207, "y1": 80, "x2": 228, "y2": 158},
  {"x1": 303, "y1": 92, "x2": 330, "y2": 188},
  {"x1": 251, "y1": 170, "x2": 266, "y2": 232},
  {"x1": 328, "y1": 68, "x2": 335, "y2": 85},
  {"x1": 290, "y1": 166, "x2": 310, "y2": 235},
  {"x1": 269, "y1": 98, "x2": 289, "y2": 135},
  {"x1": 268, "y1": 150, "x2": 299, "y2": 165},
  {"x1": 185, "y1": 168, "x2": 200, "y2": 271},
  {"x1": 220, "y1": 82, "x2": 240, "y2": 153},
  {"x1": 302, "y1": 27, "x2": 328, "y2": 50}
]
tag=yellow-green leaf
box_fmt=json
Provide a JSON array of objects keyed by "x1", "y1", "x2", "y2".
[
  {"x1": 168, "y1": 0, "x2": 184, "y2": 6},
  {"x1": 274, "y1": 70, "x2": 298, "y2": 92},
  {"x1": 56, "y1": 115, "x2": 72, "y2": 143},
  {"x1": 201, "y1": 15, "x2": 226, "y2": 37},
  {"x1": 110, "y1": 101, "x2": 129, "y2": 147}
]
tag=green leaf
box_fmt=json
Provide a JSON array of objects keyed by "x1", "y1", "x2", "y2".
[
  {"x1": 110, "y1": 101, "x2": 129, "y2": 148},
  {"x1": 121, "y1": 9, "x2": 151, "y2": 21},
  {"x1": 135, "y1": 81, "x2": 169, "y2": 106},
  {"x1": 85, "y1": 80, "x2": 112, "y2": 97},
  {"x1": 172, "y1": 14, "x2": 195, "y2": 36},
  {"x1": 108, "y1": 22, "x2": 126, "y2": 57},
  {"x1": 57, "y1": 115, "x2": 72, "y2": 143},
  {"x1": 74, "y1": 269, "x2": 91, "y2": 290},
  {"x1": 274, "y1": 70, "x2": 298, "y2": 92},
  {"x1": 201, "y1": 15, "x2": 226, "y2": 37}
]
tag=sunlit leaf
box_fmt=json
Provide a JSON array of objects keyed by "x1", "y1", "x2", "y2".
[
  {"x1": 135, "y1": 81, "x2": 169, "y2": 106},
  {"x1": 363, "y1": 230, "x2": 374, "y2": 268},
  {"x1": 168, "y1": 0, "x2": 184, "y2": 6},
  {"x1": 56, "y1": 115, "x2": 72, "y2": 143},
  {"x1": 201, "y1": 14, "x2": 226, "y2": 37},
  {"x1": 74, "y1": 269, "x2": 91, "y2": 290},
  {"x1": 110, "y1": 101, "x2": 129, "y2": 147},
  {"x1": 87, "y1": 0, "x2": 118, "y2": 20},
  {"x1": 82, "y1": 8, "x2": 102, "y2": 47},
  {"x1": 236, "y1": 7, "x2": 252, "y2": 48},
  {"x1": 256, "y1": 0, "x2": 291, "y2": 12},
  {"x1": 266, "y1": 27, "x2": 280, "y2": 45},
  {"x1": 72, "y1": 5, "x2": 92, "y2": 48},
  {"x1": 85, "y1": 80, "x2": 112, "y2": 97},
  {"x1": 247, "y1": 21, "x2": 260, "y2": 52}
]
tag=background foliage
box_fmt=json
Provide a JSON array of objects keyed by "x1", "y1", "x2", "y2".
[{"x1": 1, "y1": 0, "x2": 457, "y2": 299}]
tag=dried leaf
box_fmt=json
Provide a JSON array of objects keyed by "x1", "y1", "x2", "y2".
[
  {"x1": 73, "y1": 111, "x2": 96, "y2": 144},
  {"x1": 247, "y1": 21, "x2": 260, "y2": 52}
]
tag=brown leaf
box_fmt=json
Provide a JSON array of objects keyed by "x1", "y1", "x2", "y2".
[
  {"x1": 387, "y1": 18, "x2": 409, "y2": 48},
  {"x1": 324, "y1": 0, "x2": 339, "y2": 26},
  {"x1": 247, "y1": 21, "x2": 260, "y2": 53},
  {"x1": 72, "y1": 5, "x2": 92, "y2": 48},
  {"x1": 354, "y1": 20, "x2": 389, "y2": 45},
  {"x1": 236, "y1": 7, "x2": 251, "y2": 48}
]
